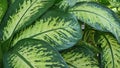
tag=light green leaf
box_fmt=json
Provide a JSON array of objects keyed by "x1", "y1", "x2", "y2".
[
  {"x1": 109, "y1": 0, "x2": 120, "y2": 8},
  {"x1": 0, "y1": 0, "x2": 7, "y2": 23},
  {"x1": 3, "y1": 38, "x2": 68, "y2": 68},
  {"x1": 1, "y1": 0, "x2": 55, "y2": 41},
  {"x1": 95, "y1": 32, "x2": 120, "y2": 68},
  {"x1": 11, "y1": 13, "x2": 82, "y2": 51},
  {"x1": 61, "y1": 42, "x2": 99, "y2": 68},
  {"x1": 69, "y1": 2, "x2": 120, "y2": 43}
]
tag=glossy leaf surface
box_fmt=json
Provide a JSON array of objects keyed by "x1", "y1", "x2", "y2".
[
  {"x1": 1, "y1": 0, "x2": 55, "y2": 41},
  {"x1": 4, "y1": 39, "x2": 68, "y2": 68},
  {"x1": 69, "y1": 2, "x2": 120, "y2": 43},
  {"x1": 61, "y1": 42, "x2": 99, "y2": 68},
  {"x1": 95, "y1": 32, "x2": 120, "y2": 68},
  {"x1": 12, "y1": 15, "x2": 82, "y2": 51}
]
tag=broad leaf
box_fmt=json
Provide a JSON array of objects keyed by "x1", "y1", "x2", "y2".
[
  {"x1": 69, "y1": 2, "x2": 120, "y2": 43},
  {"x1": 95, "y1": 32, "x2": 120, "y2": 68},
  {"x1": 0, "y1": 0, "x2": 7, "y2": 23},
  {"x1": 58, "y1": 0, "x2": 97, "y2": 10},
  {"x1": 0, "y1": 0, "x2": 55, "y2": 41},
  {"x1": 3, "y1": 38, "x2": 68, "y2": 68},
  {"x1": 11, "y1": 13, "x2": 82, "y2": 51},
  {"x1": 61, "y1": 41, "x2": 99, "y2": 68}
]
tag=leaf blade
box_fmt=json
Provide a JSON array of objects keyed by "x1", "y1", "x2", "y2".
[
  {"x1": 69, "y1": 2, "x2": 120, "y2": 43},
  {"x1": 1, "y1": 0, "x2": 55, "y2": 41},
  {"x1": 95, "y1": 32, "x2": 120, "y2": 68},
  {"x1": 12, "y1": 14, "x2": 82, "y2": 51},
  {"x1": 61, "y1": 42, "x2": 99, "y2": 68},
  {"x1": 3, "y1": 38, "x2": 68, "y2": 68}
]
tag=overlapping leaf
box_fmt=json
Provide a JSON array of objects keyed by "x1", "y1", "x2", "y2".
[
  {"x1": 11, "y1": 13, "x2": 82, "y2": 51},
  {"x1": 61, "y1": 42, "x2": 99, "y2": 68},
  {"x1": 69, "y1": 2, "x2": 120, "y2": 43},
  {"x1": 1, "y1": 0, "x2": 55, "y2": 41},
  {"x1": 0, "y1": 0, "x2": 7, "y2": 23},
  {"x1": 3, "y1": 38, "x2": 68, "y2": 68},
  {"x1": 95, "y1": 32, "x2": 120, "y2": 68},
  {"x1": 58, "y1": 0, "x2": 97, "y2": 10}
]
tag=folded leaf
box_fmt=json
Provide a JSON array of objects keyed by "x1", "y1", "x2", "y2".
[
  {"x1": 1, "y1": 0, "x2": 55, "y2": 41},
  {"x1": 69, "y1": 2, "x2": 120, "y2": 43},
  {"x1": 12, "y1": 14, "x2": 82, "y2": 51},
  {"x1": 3, "y1": 38, "x2": 68, "y2": 68},
  {"x1": 0, "y1": 0, "x2": 7, "y2": 23},
  {"x1": 95, "y1": 32, "x2": 120, "y2": 68},
  {"x1": 61, "y1": 42, "x2": 99, "y2": 68}
]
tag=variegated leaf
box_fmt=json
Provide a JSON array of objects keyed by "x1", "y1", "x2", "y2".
[
  {"x1": 11, "y1": 13, "x2": 82, "y2": 51},
  {"x1": 3, "y1": 38, "x2": 68, "y2": 68},
  {"x1": 1, "y1": 0, "x2": 55, "y2": 41},
  {"x1": 0, "y1": 0, "x2": 7, "y2": 23},
  {"x1": 69, "y1": 2, "x2": 120, "y2": 43},
  {"x1": 61, "y1": 42, "x2": 99, "y2": 68},
  {"x1": 95, "y1": 32, "x2": 120, "y2": 68},
  {"x1": 58, "y1": 0, "x2": 97, "y2": 10}
]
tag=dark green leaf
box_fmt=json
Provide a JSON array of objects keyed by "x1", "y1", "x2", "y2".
[
  {"x1": 95, "y1": 32, "x2": 120, "y2": 68},
  {"x1": 61, "y1": 41, "x2": 99, "y2": 68},
  {"x1": 69, "y1": 2, "x2": 120, "y2": 43},
  {"x1": 0, "y1": 0, "x2": 7, "y2": 23},
  {"x1": 1, "y1": 0, "x2": 55, "y2": 41},
  {"x1": 58, "y1": 0, "x2": 97, "y2": 10},
  {"x1": 3, "y1": 38, "x2": 68, "y2": 68},
  {"x1": 11, "y1": 13, "x2": 82, "y2": 51}
]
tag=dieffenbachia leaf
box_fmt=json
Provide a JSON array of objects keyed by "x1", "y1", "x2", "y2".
[
  {"x1": 0, "y1": 0, "x2": 55, "y2": 41},
  {"x1": 11, "y1": 13, "x2": 82, "y2": 51},
  {"x1": 3, "y1": 38, "x2": 68, "y2": 68},
  {"x1": 69, "y1": 2, "x2": 120, "y2": 43},
  {"x1": 0, "y1": 0, "x2": 7, "y2": 23},
  {"x1": 58, "y1": 0, "x2": 97, "y2": 10},
  {"x1": 61, "y1": 42, "x2": 99, "y2": 68},
  {"x1": 95, "y1": 32, "x2": 120, "y2": 68}
]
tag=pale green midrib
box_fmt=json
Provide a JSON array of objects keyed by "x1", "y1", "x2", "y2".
[
  {"x1": 15, "y1": 52, "x2": 34, "y2": 68},
  {"x1": 11, "y1": 0, "x2": 38, "y2": 36},
  {"x1": 103, "y1": 35, "x2": 115, "y2": 68},
  {"x1": 29, "y1": 27, "x2": 73, "y2": 38},
  {"x1": 69, "y1": 10, "x2": 114, "y2": 27}
]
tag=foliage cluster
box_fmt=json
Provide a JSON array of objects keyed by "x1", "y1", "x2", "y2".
[{"x1": 0, "y1": 0, "x2": 120, "y2": 68}]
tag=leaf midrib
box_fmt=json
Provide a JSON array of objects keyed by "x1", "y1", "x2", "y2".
[
  {"x1": 103, "y1": 35, "x2": 115, "y2": 68},
  {"x1": 15, "y1": 52, "x2": 34, "y2": 68},
  {"x1": 29, "y1": 27, "x2": 68, "y2": 38},
  {"x1": 70, "y1": 10, "x2": 115, "y2": 27},
  {"x1": 12, "y1": 0, "x2": 38, "y2": 35}
]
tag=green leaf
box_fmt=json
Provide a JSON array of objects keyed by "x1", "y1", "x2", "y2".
[
  {"x1": 61, "y1": 41, "x2": 99, "y2": 68},
  {"x1": 58, "y1": 0, "x2": 97, "y2": 10},
  {"x1": 109, "y1": 0, "x2": 120, "y2": 8},
  {"x1": 11, "y1": 13, "x2": 82, "y2": 51},
  {"x1": 95, "y1": 32, "x2": 120, "y2": 68},
  {"x1": 1, "y1": 0, "x2": 55, "y2": 41},
  {"x1": 3, "y1": 38, "x2": 68, "y2": 68},
  {"x1": 0, "y1": 0, "x2": 7, "y2": 23},
  {"x1": 69, "y1": 2, "x2": 120, "y2": 43},
  {"x1": 97, "y1": 0, "x2": 109, "y2": 5}
]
